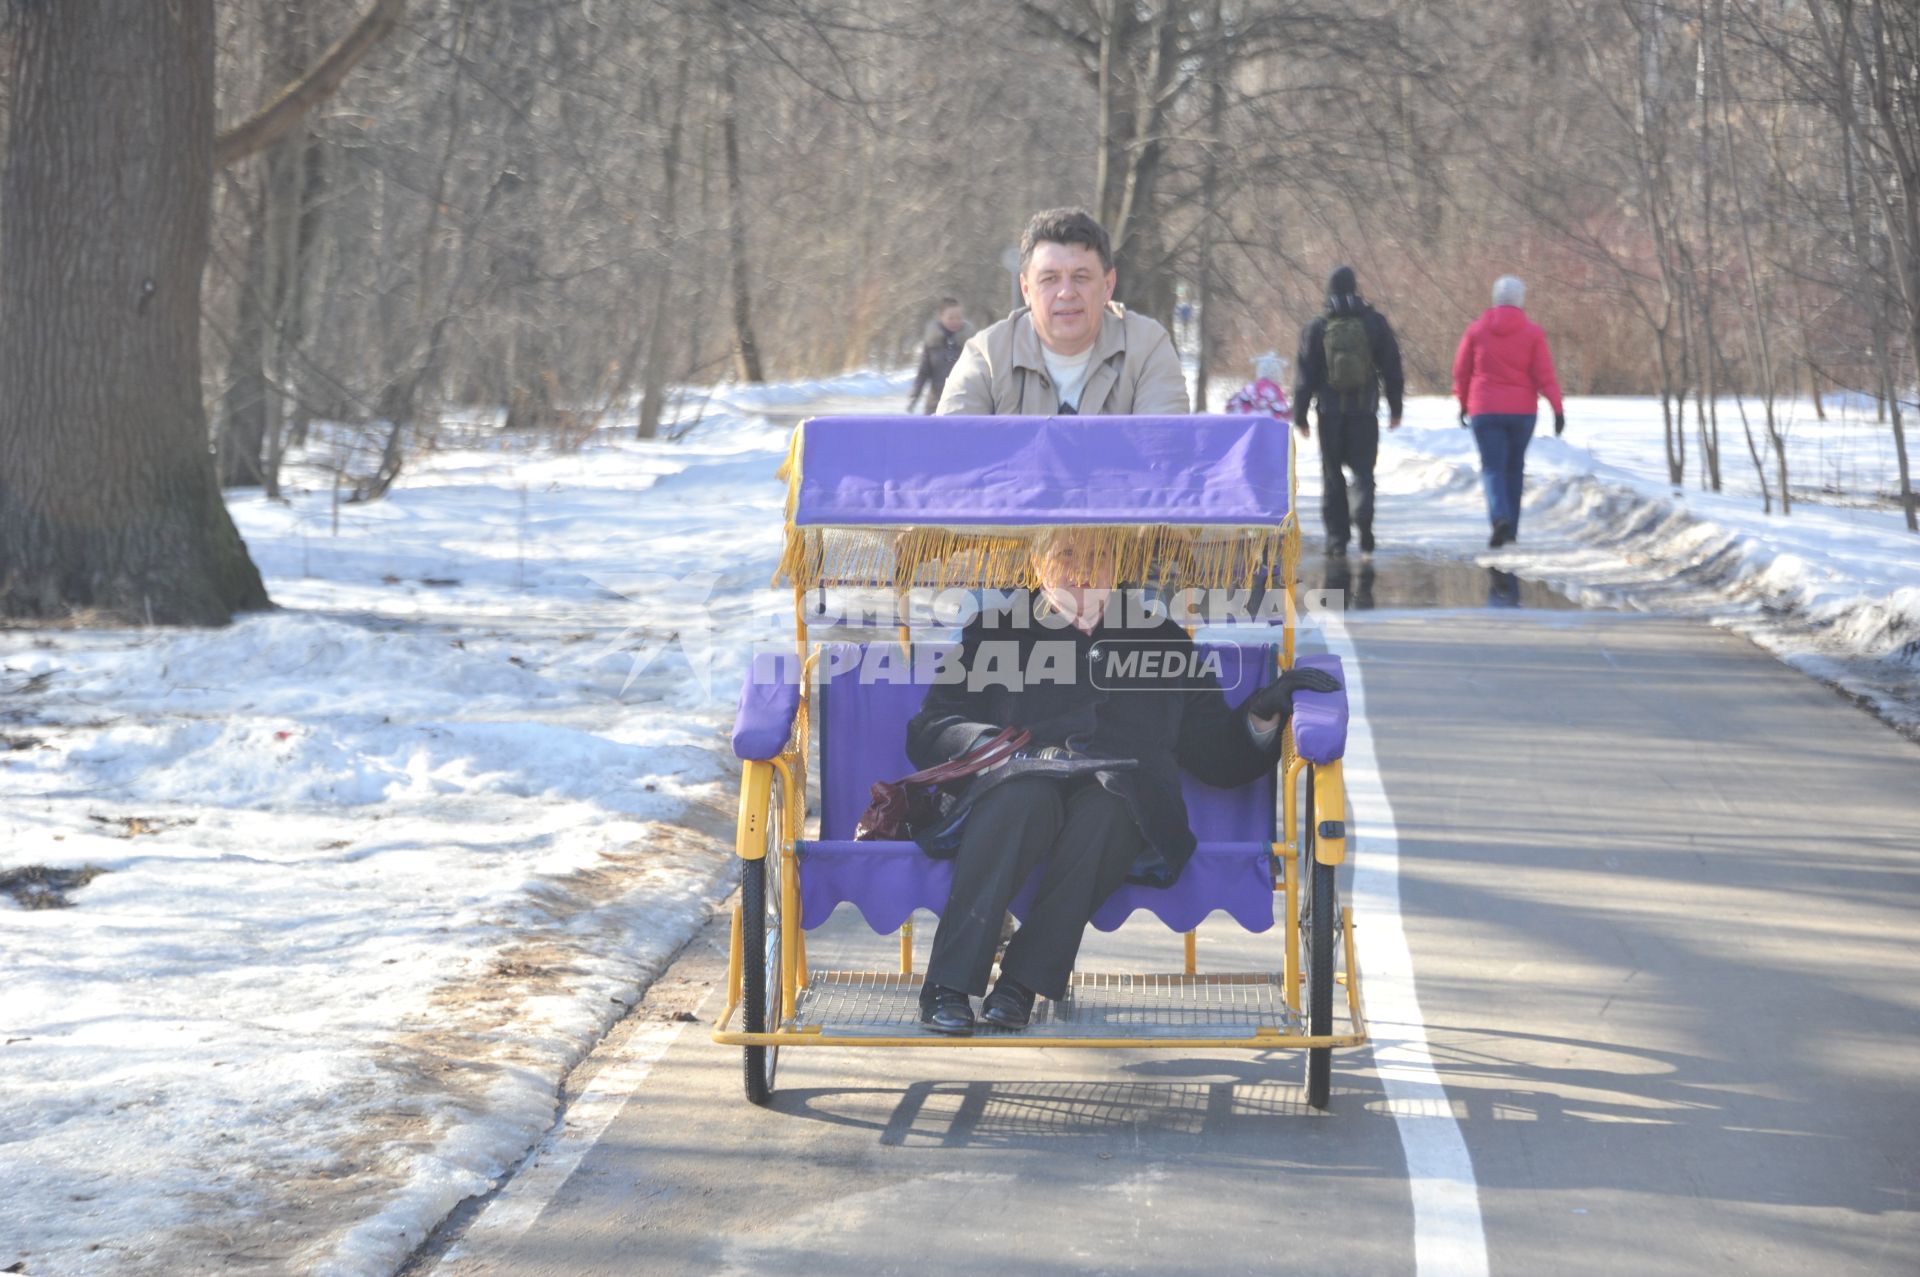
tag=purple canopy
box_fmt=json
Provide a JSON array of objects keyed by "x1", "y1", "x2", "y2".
[{"x1": 793, "y1": 415, "x2": 1290, "y2": 526}]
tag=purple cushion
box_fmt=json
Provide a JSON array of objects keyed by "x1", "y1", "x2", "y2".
[
  {"x1": 730, "y1": 651, "x2": 802, "y2": 761},
  {"x1": 797, "y1": 840, "x2": 1274, "y2": 934},
  {"x1": 1290, "y1": 654, "x2": 1348, "y2": 765}
]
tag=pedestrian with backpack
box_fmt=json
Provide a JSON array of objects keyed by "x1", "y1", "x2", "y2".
[
  {"x1": 1292, "y1": 266, "x2": 1405, "y2": 557},
  {"x1": 1451, "y1": 275, "x2": 1565, "y2": 548}
]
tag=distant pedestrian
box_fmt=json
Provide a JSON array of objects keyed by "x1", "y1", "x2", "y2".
[
  {"x1": 1225, "y1": 353, "x2": 1291, "y2": 422},
  {"x1": 906, "y1": 298, "x2": 972, "y2": 414},
  {"x1": 1292, "y1": 266, "x2": 1404, "y2": 557},
  {"x1": 1452, "y1": 275, "x2": 1565, "y2": 548}
]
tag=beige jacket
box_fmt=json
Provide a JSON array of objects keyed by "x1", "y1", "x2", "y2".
[{"x1": 935, "y1": 302, "x2": 1189, "y2": 416}]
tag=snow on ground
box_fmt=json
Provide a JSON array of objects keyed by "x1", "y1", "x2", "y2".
[
  {"x1": 0, "y1": 369, "x2": 901, "y2": 1277},
  {"x1": 2, "y1": 366, "x2": 1911, "y2": 1277}
]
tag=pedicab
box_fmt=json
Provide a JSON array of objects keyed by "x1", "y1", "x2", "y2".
[{"x1": 715, "y1": 414, "x2": 1367, "y2": 1108}]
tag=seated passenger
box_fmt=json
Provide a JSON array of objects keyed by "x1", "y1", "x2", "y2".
[{"x1": 907, "y1": 533, "x2": 1340, "y2": 1034}]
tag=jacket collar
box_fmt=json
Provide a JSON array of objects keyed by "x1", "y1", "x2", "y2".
[{"x1": 1008, "y1": 301, "x2": 1130, "y2": 373}]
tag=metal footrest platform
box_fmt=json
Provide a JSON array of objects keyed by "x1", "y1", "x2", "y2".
[{"x1": 786, "y1": 970, "x2": 1302, "y2": 1040}]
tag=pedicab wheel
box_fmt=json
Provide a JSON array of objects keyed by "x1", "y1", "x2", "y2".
[
  {"x1": 741, "y1": 808, "x2": 783, "y2": 1105},
  {"x1": 1301, "y1": 769, "x2": 1336, "y2": 1111}
]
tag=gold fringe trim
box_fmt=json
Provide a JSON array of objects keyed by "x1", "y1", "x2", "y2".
[{"x1": 775, "y1": 513, "x2": 1299, "y2": 593}]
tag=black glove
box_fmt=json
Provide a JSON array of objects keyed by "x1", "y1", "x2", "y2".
[
  {"x1": 1553, "y1": 411, "x2": 1566, "y2": 437},
  {"x1": 1245, "y1": 667, "x2": 1342, "y2": 721},
  {"x1": 1459, "y1": 409, "x2": 1470, "y2": 429}
]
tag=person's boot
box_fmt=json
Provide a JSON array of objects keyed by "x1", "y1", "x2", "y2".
[
  {"x1": 1489, "y1": 520, "x2": 1514, "y2": 549},
  {"x1": 982, "y1": 977, "x2": 1037, "y2": 1029},
  {"x1": 1324, "y1": 537, "x2": 1348, "y2": 558},
  {"x1": 1358, "y1": 526, "x2": 1375, "y2": 555},
  {"x1": 918, "y1": 982, "x2": 974, "y2": 1035}
]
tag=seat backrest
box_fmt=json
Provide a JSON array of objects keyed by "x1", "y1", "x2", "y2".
[{"x1": 816, "y1": 641, "x2": 1277, "y2": 842}]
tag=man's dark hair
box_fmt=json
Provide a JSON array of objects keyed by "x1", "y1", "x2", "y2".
[
  {"x1": 1019, "y1": 207, "x2": 1113, "y2": 273},
  {"x1": 938, "y1": 296, "x2": 961, "y2": 310}
]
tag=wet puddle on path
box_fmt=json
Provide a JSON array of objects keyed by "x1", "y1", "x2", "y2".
[{"x1": 1305, "y1": 550, "x2": 1592, "y2": 613}]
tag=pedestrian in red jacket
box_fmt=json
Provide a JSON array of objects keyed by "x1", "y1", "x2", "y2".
[{"x1": 1452, "y1": 276, "x2": 1565, "y2": 548}]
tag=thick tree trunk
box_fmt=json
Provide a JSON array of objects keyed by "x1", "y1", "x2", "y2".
[{"x1": 0, "y1": 0, "x2": 270, "y2": 625}]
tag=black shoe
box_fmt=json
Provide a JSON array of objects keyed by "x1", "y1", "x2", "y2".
[
  {"x1": 918, "y1": 983, "x2": 974, "y2": 1035},
  {"x1": 1489, "y1": 520, "x2": 1513, "y2": 549},
  {"x1": 981, "y1": 978, "x2": 1037, "y2": 1029},
  {"x1": 1358, "y1": 528, "x2": 1375, "y2": 554}
]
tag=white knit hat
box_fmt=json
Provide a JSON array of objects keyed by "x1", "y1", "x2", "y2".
[
  {"x1": 1492, "y1": 275, "x2": 1526, "y2": 308},
  {"x1": 1253, "y1": 351, "x2": 1284, "y2": 382}
]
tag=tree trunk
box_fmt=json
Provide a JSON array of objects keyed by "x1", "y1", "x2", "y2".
[
  {"x1": 639, "y1": 52, "x2": 691, "y2": 440},
  {"x1": 219, "y1": 183, "x2": 273, "y2": 489},
  {"x1": 1892, "y1": 308, "x2": 1918, "y2": 530},
  {"x1": 1657, "y1": 329, "x2": 1684, "y2": 487},
  {"x1": 220, "y1": 0, "x2": 314, "y2": 496},
  {"x1": 0, "y1": 0, "x2": 270, "y2": 625},
  {"x1": 1193, "y1": 0, "x2": 1227, "y2": 411},
  {"x1": 720, "y1": 27, "x2": 764, "y2": 384}
]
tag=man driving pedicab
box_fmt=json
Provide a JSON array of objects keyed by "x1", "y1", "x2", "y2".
[{"x1": 937, "y1": 208, "x2": 1188, "y2": 417}]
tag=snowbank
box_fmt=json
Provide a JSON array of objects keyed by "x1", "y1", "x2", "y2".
[{"x1": 1365, "y1": 396, "x2": 1920, "y2": 736}]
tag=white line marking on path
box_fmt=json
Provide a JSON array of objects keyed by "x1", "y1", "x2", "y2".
[
  {"x1": 433, "y1": 1017, "x2": 688, "y2": 1269},
  {"x1": 1323, "y1": 613, "x2": 1490, "y2": 1277}
]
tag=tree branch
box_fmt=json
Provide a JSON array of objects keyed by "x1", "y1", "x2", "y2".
[{"x1": 214, "y1": 0, "x2": 407, "y2": 168}]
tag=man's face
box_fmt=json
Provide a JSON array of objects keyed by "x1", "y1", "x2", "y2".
[
  {"x1": 940, "y1": 305, "x2": 965, "y2": 332},
  {"x1": 1019, "y1": 241, "x2": 1116, "y2": 356}
]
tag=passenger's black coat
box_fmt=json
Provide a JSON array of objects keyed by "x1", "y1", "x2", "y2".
[{"x1": 905, "y1": 594, "x2": 1281, "y2": 886}]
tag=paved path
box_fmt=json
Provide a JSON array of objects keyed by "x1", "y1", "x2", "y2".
[{"x1": 425, "y1": 609, "x2": 1920, "y2": 1276}]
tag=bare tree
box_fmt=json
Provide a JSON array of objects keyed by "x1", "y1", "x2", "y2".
[{"x1": 0, "y1": 0, "x2": 271, "y2": 624}]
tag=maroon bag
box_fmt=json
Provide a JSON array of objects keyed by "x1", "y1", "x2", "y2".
[{"x1": 854, "y1": 726, "x2": 1032, "y2": 841}]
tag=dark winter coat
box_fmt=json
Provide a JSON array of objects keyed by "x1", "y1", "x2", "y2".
[
  {"x1": 1293, "y1": 293, "x2": 1406, "y2": 422},
  {"x1": 907, "y1": 321, "x2": 970, "y2": 414},
  {"x1": 905, "y1": 594, "x2": 1283, "y2": 886}
]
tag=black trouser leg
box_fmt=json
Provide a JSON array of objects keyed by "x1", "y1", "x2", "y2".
[
  {"x1": 998, "y1": 783, "x2": 1146, "y2": 1000},
  {"x1": 924, "y1": 777, "x2": 1063, "y2": 996},
  {"x1": 1317, "y1": 414, "x2": 1350, "y2": 545},
  {"x1": 1344, "y1": 411, "x2": 1381, "y2": 542}
]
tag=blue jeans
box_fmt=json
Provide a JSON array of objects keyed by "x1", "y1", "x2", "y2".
[{"x1": 1470, "y1": 414, "x2": 1536, "y2": 531}]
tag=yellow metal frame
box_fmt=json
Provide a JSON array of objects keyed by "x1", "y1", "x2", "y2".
[{"x1": 716, "y1": 419, "x2": 1367, "y2": 1058}]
